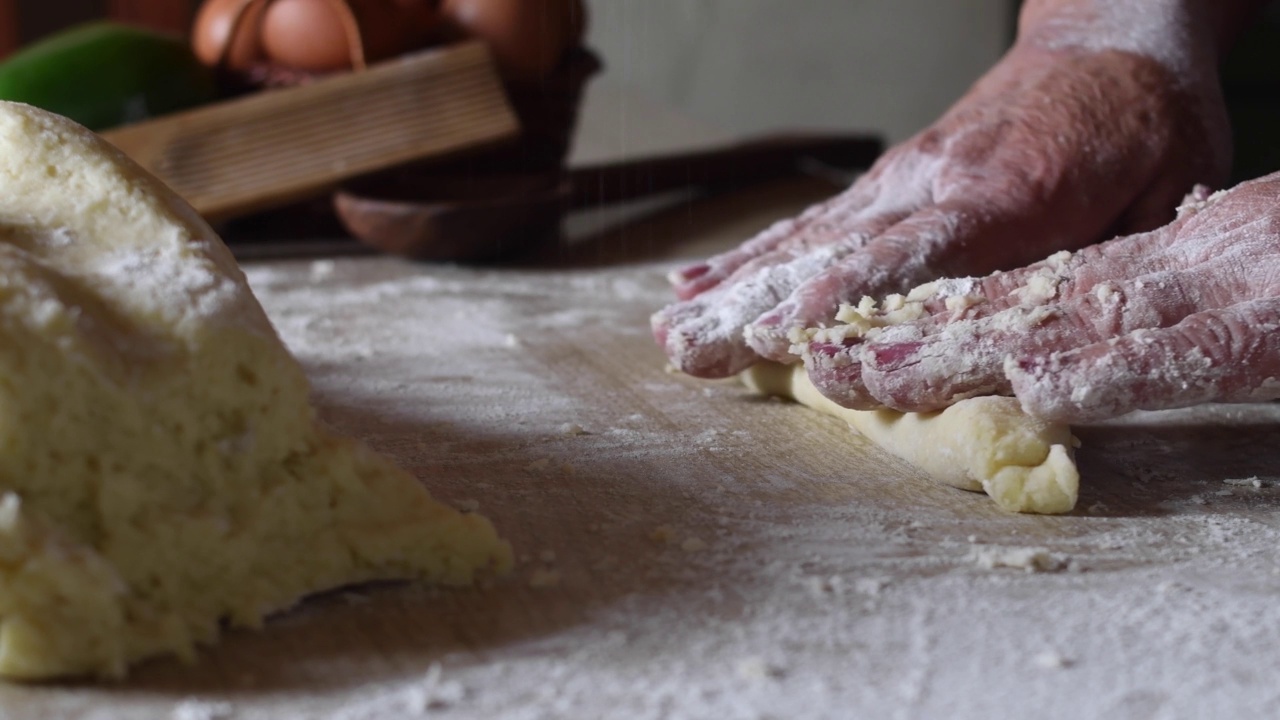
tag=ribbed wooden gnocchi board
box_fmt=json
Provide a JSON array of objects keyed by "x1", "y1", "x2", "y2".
[{"x1": 5, "y1": 179, "x2": 1280, "y2": 719}]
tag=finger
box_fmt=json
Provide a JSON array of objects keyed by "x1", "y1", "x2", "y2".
[
  {"x1": 670, "y1": 147, "x2": 935, "y2": 299},
  {"x1": 669, "y1": 200, "x2": 831, "y2": 300},
  {"x1": 896, "y1": 222, "x2": 1186, "y2": 331},
  {"x1": 654, "y1": 209, "x2": 918, "y2": 378},
  {"x1": 653, "y1": 241, "x2": 860, "y2": 378},
  {"x1": 669, "y1": 182, "x2": 882, "y2": 300},
  {"x1": 745, "y1": 205, "x2": 981, "y2": 362},
  {"x1": 748, "y1": 197, "x2": 1183, "y2": 363},
  {"x1": 791, "y1": 207, "x2": 1189, "y2": 408},
  {"x1": 1113, "y1": 175, "x2": 1211, "y2": 237},
  {"x1": 801, "y1": 325, "x2": 907, "y2": 410},
  {"x1": 1008, "y1": 297, "x2": 1280, "y2": 423},
  {"x1": 860, "y1": 267, "x2": 1231, "y2": 412}
]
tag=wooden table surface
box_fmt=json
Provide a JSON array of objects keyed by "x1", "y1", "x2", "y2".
[{"x1": 6, "y1": 93, "x2": 1280, "y2": 720}]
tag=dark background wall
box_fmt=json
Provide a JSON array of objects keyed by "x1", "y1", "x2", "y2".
[
  {"x1": 4, "y1": 1, "x2": 1280, "y2": 182},
  {"x1": 0, "y1": 0, "x2": 194, "y2": 55}
]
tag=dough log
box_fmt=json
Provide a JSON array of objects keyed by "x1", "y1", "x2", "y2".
[{"x1": 741, "y1": 362, "x2": 1079, "y2": 514}]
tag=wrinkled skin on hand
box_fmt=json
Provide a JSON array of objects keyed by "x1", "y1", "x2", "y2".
[
  {"x1": 651, "y1": 31, "x2": 1230, "y2": 380},
  {"x1": 803, "y1": 176, "x2": 1280, "y2": 424}
]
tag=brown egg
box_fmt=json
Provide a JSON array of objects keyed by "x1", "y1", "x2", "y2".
[
  {"x1": 260, "y1": 0, "x2": 429, "y2": 73},
  {"x1": 192, "y1": 0, "x2": 269, "y2": 70},
  {"x1": 441, "y1": 0, "x2": 586, "y2": 82},
  {"x1": 259, "y1": 0, "x2": 353, "y2": 71}
]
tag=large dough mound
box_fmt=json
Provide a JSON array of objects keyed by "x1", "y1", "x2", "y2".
[{"x1": 0, "y1": 102, "x2": 512, "y2": 679}]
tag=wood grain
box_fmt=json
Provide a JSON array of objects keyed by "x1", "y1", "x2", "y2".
[{"x1": 102, "y1": 42, "x2": 519, "y2": 220}]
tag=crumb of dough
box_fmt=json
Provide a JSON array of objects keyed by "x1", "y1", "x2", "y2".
[
  {"x1": 1224, "y1": 476, "x2": 1279, "y2": 488},
  {"x1": 1033, "y1": 651, "x2": 1072, "y2": 670},
  {"x1": 737, "y1": 656, "x2": 786, "y2": 680},
  {"x1": 1014, "y1": 250, "x2": 1073, "y2": 304},
  {"x1": 411, "y1": 664, "x2": 467, "y2": 711},
  {"x1": 792, "y1": 278, "x2": 986, "y2": 351},
  {"x1": 172, "y1": 700, "x2": 235, "y2": 720},
  {"x1": 804, "y1": 576, "x2": 845, "y2": 598},
  {"x1": 853, "y1": 577, "x2": 888, "y2": 596},
  {"x1": 650, "y1": 525, "x2": 677, "y2": 544},
  {"x1": 503, "y1": 333, "x2": 521, "y2": 348},
  {"x1": 680, "y1": 537, "x2": 708, "y2": 553},
  {"x1": 559, "y1": 423, "x2": 588, "y2": 436},
  {"x1": 308, "y1": 259, "x2": 336, "y2": 281},
  {"x1": 971, "y1": 546, "x2": 1066, "y2": 573},
  {"x1": 529, "y1": 569, "x2": 562, "y2": 588}
]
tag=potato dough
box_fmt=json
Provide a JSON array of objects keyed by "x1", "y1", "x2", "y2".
[
  {"x1": 741, "y1": 362, "x2": 1079, "y2": 514},
  {"x1": 0, "y1": 102, "x2": 511, "y2": 679}
]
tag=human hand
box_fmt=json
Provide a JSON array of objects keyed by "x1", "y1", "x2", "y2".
[
  {"x1": 651, "y1": 5, "x2": 1231, "y2": 380},
  {"x1": 799, "y1": 176, "x2": 1280, "y2": 423}
]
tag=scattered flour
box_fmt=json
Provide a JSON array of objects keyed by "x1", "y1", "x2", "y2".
[
  {"x1": 681, "y1": 537, "x2": 708, "y2": 553},
  {"x1": 971, "y1": 546, "x2": 1066, "y2": 573},
  {"x1": 16, "y1": 258, "x2": 1263, "y2": 720},
  {"x1": 650, "y1": 525, "x2": 677, "y2": 545},
  {"x1": 528, "y1": 569, "x2": 562, "y2": 589},
  {"x1": 1032, "y1": 651, "x2": 1072, "y2": 670},
  {"x1": 309, "y1": 259, "x2": 336, "y2": 282},
  {"x1": 1224, "y1": 476, "x2": 1280, "y2": 488},
  {"x1": 172, "y1": 700, "x2": 234, "y2": 720},
  {"x1": 559, "y1": 423, "x2": 588, "y2": 436}
]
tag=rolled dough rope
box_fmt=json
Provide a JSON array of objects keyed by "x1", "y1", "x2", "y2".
[{"x1": 740, "y1": 362, "x2": 1080, "y2": 514}]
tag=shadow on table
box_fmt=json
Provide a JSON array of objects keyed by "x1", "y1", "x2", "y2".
[
  {"x1": 58, "y1": 389, "x2": 755, "y2": 698},
  {"x1": 523, "y1": 175, "x2": 841, "y2": 269},
  {"x1": 1073, "y1": 403, "x2": 1280, "y2": 517}
]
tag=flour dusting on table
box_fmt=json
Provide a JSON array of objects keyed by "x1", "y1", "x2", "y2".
[{"x1": 9, "y1": 257, "x2": 1280, "y2": 720}]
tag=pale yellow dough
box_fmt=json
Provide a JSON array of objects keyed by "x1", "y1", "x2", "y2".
[
  {"x1": 741, "y1": 362, "x2": 1079, "y2": 514},
  {"x1": 0, "y1": 102, "x2": 512, "y2": 679}
]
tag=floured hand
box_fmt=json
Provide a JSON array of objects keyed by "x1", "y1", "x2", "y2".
[
  {"x1": 799, "y1": 175, "x2": 1280, "y2": 423},
  {"x1": 651, "y1": 0, "x2": 1238, "y2": 380}
]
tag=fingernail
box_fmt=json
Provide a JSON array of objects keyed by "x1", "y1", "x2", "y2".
[
  {"x1": 670, "y1": 263, "x2": 710, "y2": 285},
  {"x1": 1005, "y1": 354, "x2": 1048, "y2": 380},
  {"x1": 803, "y1": 338, "x2": 844, "y2": 356},
  {"x1": 864, "y1": 342, "x2": 923, "y2": 372},
  {"x1": 752, "y1": 310, "x2": 782, "y2": 329},
  {"x1": 649, "y1": 310, "x2": 672, "y2": 346},
  {"x1": 652, "y1": 324, "x2": 669, "y2": 347},
  {"x1": 805, "y1": 348, "x2": 879, "y2": 409}
]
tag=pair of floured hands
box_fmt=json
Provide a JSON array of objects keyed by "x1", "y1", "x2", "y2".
[{"x1": 653, "y1": 6, "x2": 1280, "y2": 424}]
